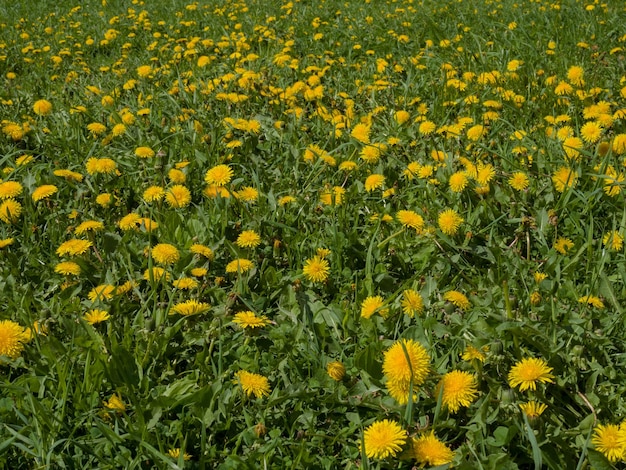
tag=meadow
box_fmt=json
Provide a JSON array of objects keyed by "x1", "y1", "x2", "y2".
[{"x1": 1, "y1": 0, "x2": 626, "y2": 468}]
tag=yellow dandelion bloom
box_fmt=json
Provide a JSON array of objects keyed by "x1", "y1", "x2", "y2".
[
  {"x1": 83, "y1": 309, "x2": 110, "y2": 325},
  {"x1": 74, "y1": 220, "x2": 104, "y2": 235},
  {"x1": 409, "y1": 433, "x2": 455, "y2": 467},
  {"x1": 438, "y1": 209, "x2": 464, "y2": 236},
  {"x1": 449, "y1": 172, "x2": 468, "y2": 192},
  {"x1": 302, "y1": 255, "x2": 330, "y2": 283},
  {"x1": 351, "y1": 123, "x2": 371, "y2": 143},
  {"x1": 33, "y1": 99, "x2": 53, "y2": 116},
  {"x1": 552, "y1": 167, "x2": 578, "y2": 192},
  {"x1": 31, "y1": 185, "x2": 57, "y2": 202},
  {"x1": 151, "y1": 243, "x2": 180, "y2": 265},
  {"x1": 143, "y1": 186, "x2": 165, "y2": 202},
  {"x1": 461, "y1": 344, "x2": 488, "y2": 363},
  {"x1": 56, "y1": 239, "x2": 92, "y2": 257},
  {"x1": 143, "y1": 267, "x2": 170, "y2": 282},
  {"x1": 364, "y1": 174, "x2": 385, "y2": 192},
  {"x1": 234, "y1": 186, "x2": 259, "y2": 202},
  {"x1": 0, "y1": 320, "x2": 29, "y2": 358},
  {"x1": 436, "y1": 370, "x2": 478, "y2": 413},
  {"x1": 232, "y1": 311, "x2": 270, "y2": 328},
  {"x1": 401, "y1": 289, "x2": 424, "y2": 317},
  {"x1": 104, "y1": 394, "x2": 126, "y2": 412},
  {"x1": 168, "y1": 169, "x2": 186, "y2": 184},
  {"x1": 54, "y1": 261, "x2": 81, "y2": 276},
  {"x1": 0, "y1": 199, "x2": 22, "y2": 224},
  {"x1": 563, "y1": 136, "x2": 583, "y2": 161},
  {"x1": 96, "y1": 193, "x2": 113, "y2": 207},
  {"x1": 592, "y1": 424, "x2": 626, "y2": 463},
  {"x1": 85, "y1": 157, "x2": 117, "y2": 175},
  {"x1": 235, "y1": 370, "x2": 271, "y2": 398},
  {"x1": 205, "y1": 164, "x2": 234, "y2": 186},
  {"x1": 397, "y1": 210, "x2": 424, "y2": 232},
  {"x1": 190, "y1": 267, "x2": 208, "y2": 277},
  {"x1": 0, "y1": 238, "x2": 14, "y2": 249},
  {"x1": 320, "y1": 186, "x2": 345, "y2": 206},
  {"x1": 88, "y1": 284, "x2": 116, "y2": 302},
  {"x1": 443, "y1": 290, "x2": 471, "y2": 311},
  {"x1": 165, "y1": 185, "x2": 191, "y2": 208},
  {"x1": 509, "y1": 172, "x2": 529, "y2": 191},
  {"x1": 172, "y1": 277, "x2": 199, "y2": 290},
  {"x1": 236, "y1": 230, "x2": 261, "y2": 248},
  {"x1": 362, "y1": 419, "x2": 407, "y2": 459},
  {"x1": 167, "y1": 448, "x2": 191, "y2": 461},
  {"x1": 578, "y1": 295, "x2": 604, "y2": 309},
  {"x1": 326, "y1": 361, "x2": 346, "y2": 381},
  {"x1": 383, "y1": 338, "x2": 430, "y2": 386},
  {"x1": 190, "y1": 244, "x2": 214, "y2": 260},
  {"x1": 603, "y1": 231, "x2": 624, "y2": 251},
  {"x1": 360, "y1": 295, "x2": 387, "y2": 319},
  {"x1": 134, "y1": 146, "x2": 155, "y2": 158},
  {"x1": 0, "y1": 181, "x2": 23, "y2": 199},
  {"x1": 170, "y1": 300, "x2": 210, "y2": 316},
  {"x1": 508, "y1": 357, "x2": 554, "y2": 391},
  {"x1": 580, "y1": 121, "x2": 602, "y2": 143},
  {"x1": 554, "y1": 237, "x2": 574, "y2": 255},
  {"x1": 519, "y1": 401, "x2": 548, "y2": 419},
  {"x1": 118, "y1": 213, "x2": 142, "y2": 231},
  {"x1": 225, "y1": 258, "x2": 254, "y2": 274}
]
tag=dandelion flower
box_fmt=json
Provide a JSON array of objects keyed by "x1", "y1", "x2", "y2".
[
  {"x1": 167, "y1": 449, "x2": 191, "y2": 461},
  {"x1": 0, "y1": 238, "x2": 14, "y2": 249},
  {"x1": 233, "y1": 311, "x2": 270, "y2": 328},
  {"x1": 165, "y1": 185, "x2": 191, "y2": 208},
  {"x1": 438, "y1": 209, "x2": 464, "y2": 236},
  {"x1": 563, "y1": 137, "x2": 584, "y2": 161},
  {"x1": 302, "y1": 256, "x2": 330, "y2": 283},
  {"x1": 170, "y1": 300, "x2": 210, "y2": 316},
  {"x1": 320, "y1": 186, "x2": 345, "y2": 205},
  {"x1": 85, "y1": 158, "x2": 117, "y2": 175},
  {"x1": 205, "y1": 164, "x2": 233, "y2": 186},
  {"x1": 33, "y1": 99, "x2": 53, "y2": 116},
  {"x1": 592, "y1": 424, "x2": 626, "y2": 463},
  {"x1": 351, "y1": 123, "x2": 371, "y2": 143},
  {"x1": 172, "y1": 277, "x2": 198, "y2": 290},
  {"x1": 436, "y1": 370, "x2": 478, "y2": 413},
  {"x1": 603, "y1": 231, "x2": 623, "y2": 251},
  {"x1": 168, "y1": 169, "x2": 186, "y2": 184},
  {"x1": 443, "y1": 290, "x2": 471, "y2": 311},
  {"x1": 409, "y1": 433, "x2": 455, "y2": 466},
  {"x1": 118, "y1": 213, "x2": 142, "y2": 231},
  {"x1": 190, "y1": 244, "x2": 214, "y2": 260},
  {"x1": 360, "y1": 295, "x2": 387, "y2": 319},
  {"x1": 326, "y1": 361, "x2": 346, "y2": 381},
  {"x1": 56, "y1": 239, "x2": 92, "y2": 256},
  {"x1": 383, "y1": 338, "x2": 430, "y2": 386},
  {"x1": 396, "y1": 210, "x2": 424, "y2": 232},
  {"x1": 401, "y1": 289, "x2": 424, "y2": 317},
  {"x1": 151, "y1": 243, "x2": 180, "y2": 265},
  {"x1": 554, "y1": 237, "x2": 574, "y2": 254},
  {"x1": 235, "y1": 370, "x2": 271, "y2": 398},
  {"x1": 0, "y1": 199, "x2": 22, "y2": 223},
  {"x1": 0, "y1": 320, "x2": 29, "y2": 358},
  {"x1": 449, "y1": 172, "x2": 468, "y2": 192},
  {"x1": 578, "y1": 295, "x2": 604, "y2": 309},
  {"x1": 143, "y1": 267, "x2": 170, "y2": 282},
  {"x1": 461, "y1": 344, "x2": 488, "y2": 362},
  {"x1": 419, "y1": 121, "x2": 436, "y2": 135},
  {"x1": 96, "y1": 193, "x2": 113, "y2": 207},
  {"x1": 519, "y1": 401, "x2": 548, "y2": 419},
  {"x1": 567, "y1": 65, "x2": 585, "y2": 87},
  {"x1": 84, "y1": 309, "x2": 110, "y2": 325},
  {"x1": 104, "y1": 394, "x2": 126, "y2": 412},
  {"x1": 466, "y1": 124, "x2": 486, "y2": 141},
  {"x1": 364, "y1": 174, "x2": 385, "y2": 192},
  {"x1": 0, "y1": 181, "x2": 23, "y2": 199},
  {"x1": 236, "y1": 230, "x2": 261, "y2": 248},
  {"x1": 54, "y1": 261, "x2": 81, "y2": 275},
  {"x1": 234, "y1": 186, "x2": 259, "y2": 203},
  {"x1": 88, "y1": 284, "x2": 116, "y2": 302},
  {"x1": 509, "y1": 172, "x2": 529, "y2": 191},
  {"x1": 226, "y1": 258, "x2": 254, "y2": 274},
  {"x1": 580, "y1": 121, "x2": 602, "y2": 143},
  {"x1": 134, "y1": 146, "x2": 155, "y2": 158},
  {"x1": 74, "y1": 220, "x2": 104, "y2": 235},
  {"x1": 508, "y1": 357, "x2": 554, "y2": 391},
  {"x1": 143, "y1": 186, "x2": 165, "y2": 202},
  {"x1": 362, "y1": 420, "x2": 407, "y2": 459},
  {"x1": 552, "y1": 167, "x2": 578, "y2": 192}
]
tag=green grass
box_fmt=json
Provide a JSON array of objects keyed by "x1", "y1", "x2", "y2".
[{"x1": 1, "y1": 0, "x2": 626, "y2": 468}]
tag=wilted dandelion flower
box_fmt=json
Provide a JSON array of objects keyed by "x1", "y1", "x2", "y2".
[
  {"x1": 84, "y1": 309, "x2": 110, "y2": 325},
  {"x1": 226, "y1": 258, "x2": 254, "y2": 274},
  {"x1": 151, "y1": 244, "x2": 179, "y2": 265},
  {"x1": 0, "y1": 199, "x2": 22, "y2": 223},
  {"x1": 508, "y1": 172, "x2": 529, "y2": 191},
  {"x1": 235, "y1": 370, "x2": 271, "y2": 398},
  {"x1": 232, "y1": 311, "x2": 270, "y2": 328},
  {"x1": 302, "y1": 255, "x2": 330, "y2": 283},
  {"x1": 205, "y1": 164, "x2": 233, "y2": 186},
  {"x1": 443, "y1": 290, "x2": 471, "y2": 311},
  {"x1": 190, "y1": 244, "x2": 214, "y2": 260},
  {"x1": 401, "y1": 289, "x2": 424, "y2": 317},
  {"x1": 603, "y1": 231, "x2": 624, "y2": 251},
  {"x1": 0, "y1": 181, "x2": 23, "y2": 199},
  {"x1": 592, "y1": 424, "x2": 626, "y2": 463},
  {"x1": 104, "y1": 394, "x2": 126, "y2": 412},
  {"x1": 88, "y1": 284, "x2": 116, "y2": 302},
  {"x1": 383, "y1": 338, "x2": 430, "y2": 386},
  {"x1": 508, "y1": 357, "x2": 554, "y2": 391},
  {"x1": 33, "y1": 99, "x2": 53, "y2": 116},
  {"x1": 0, "y1": 320, "x2": 29, "y2": 358},
  {"x1": 552, "y1": 167, "x2": 578, "y2": 192},
  {"x1": 408, "y1": 433, "x2": 455, "y2": 466},
  {"x1": 436, "y1": 370, "x2": 478, "y2": 413},
  {"x1": 364, "y1": 174, "x2": 385, "y2": 192},
  {"x1": 56, "y1": 239, "x2": 92, "y2": 256},
  {"x1": 362, "y1": 420, "x2": 407, "y2": 459},
  {"x1": 360, "y1": 295, "x2": 387, "y2": 319},
  {"x1": 438, "y1": 209, "x2": 464, "y2": 236},
  {"x1": 170, "y1": 300, "x2": 210, "y2": 316},
  {"x1": 326, "y1": 361, "x2": 346, "y2": 381},
  {"x1": 134, "y1": 146, "x2": 155, "y2": 158},
  {"x1": 54, "y1": 261, "x2": 81, "y2": 276},
  {"x1": 165, "y1": 185, "x2": 191, "y2": 208},
  {"x1": 236, "y1": 230, "x2": 261, "y2": 248},
  {"x1": 74, "y1": 220, "x2": 104, "y2": 235},
  {"x1": 554, "y1": 237, "x2": 574, "y2": 254},
  {"x1": 519, "y1": 401, "x2": 548, "y2": 419}
]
